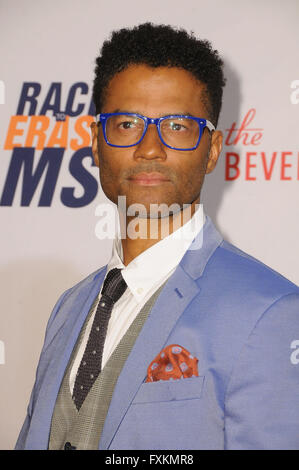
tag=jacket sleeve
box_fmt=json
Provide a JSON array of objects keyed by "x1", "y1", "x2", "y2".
[
  {"x1": 14, "y1": 288, "x2": 71, "y2": 450},
  {"x1": 224, "y1": 292, "x2": 299, "y2": 449}
]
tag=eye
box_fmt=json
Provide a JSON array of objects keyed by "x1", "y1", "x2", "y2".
[
  {"x1": 162, "y1": 118, "x2": 191, "y2": 133},
  {"x1": 169, "y1": 122, "x2": 186, "y2": 131},
  {"x1": 119, "y1": 120, "x2": 136, "y2": 129}
]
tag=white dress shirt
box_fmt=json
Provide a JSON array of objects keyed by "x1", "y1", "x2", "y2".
[{"x1": 69, "y1": 205, "x2": 205, "y2": 393}]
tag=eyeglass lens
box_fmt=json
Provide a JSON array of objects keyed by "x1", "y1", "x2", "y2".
[{"x1": 105, "y1": 114, "x2": 200, "y2": 149}]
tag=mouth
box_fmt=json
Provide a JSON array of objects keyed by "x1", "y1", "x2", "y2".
[{"x1": 127, "y1": 172, "x2": 171, "y2": 186}]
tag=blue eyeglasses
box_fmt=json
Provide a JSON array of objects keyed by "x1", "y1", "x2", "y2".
[{"x1": 96, "y1": 112, "x2": 215, "y2": 151}]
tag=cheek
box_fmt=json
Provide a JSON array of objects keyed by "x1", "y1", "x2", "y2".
[
  {"x1": 176, "y1": 153, "x2": 207, "y2": 187},
  {"x1": 98, "y1": 138, "x2": 124, "y2": 181}
]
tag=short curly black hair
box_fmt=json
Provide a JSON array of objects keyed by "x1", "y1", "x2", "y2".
[{"x1": 92, "y1": 22, "x2": 226, "y2": 126}]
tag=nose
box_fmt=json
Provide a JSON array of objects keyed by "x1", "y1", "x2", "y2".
[{"x1": 133, "y1": 123, "x2": 167, "y2": 161}]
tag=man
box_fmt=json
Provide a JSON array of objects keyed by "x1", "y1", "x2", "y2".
[{"x1": 16, "y1": 23, "x2": 299, "y2": 450}]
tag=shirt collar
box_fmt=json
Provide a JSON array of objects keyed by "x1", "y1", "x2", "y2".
[{"x1": 107, "y1": 205, "x2": 205, "y2": 302}]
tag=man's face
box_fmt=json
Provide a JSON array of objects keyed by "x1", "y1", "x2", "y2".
[{"x1": 91, "y1": 64, "x2": 222, "y2": 215}]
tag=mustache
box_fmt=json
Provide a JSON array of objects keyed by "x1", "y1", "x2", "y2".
[{"x1": 121, "y1": 163, "x2": 176, "y2": 182}]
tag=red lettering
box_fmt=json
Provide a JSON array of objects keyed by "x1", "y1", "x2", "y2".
[
  {"x1": 261, "y1": 152, "x2": 277, "y2": 180},
  {"x1": 225, "y1": 151, "x2": 297, "y2": 181},
  {"x1": 245, "y1": 152, "x2": 257, "y2": 180},
  {"x1": 224, "y1": 122, "x2": 237, "y2": 146},
  {"x1": 281, "y1": 152, "x2": 292, "y2": 180},
  {"x1": 225, "y1": 152, "x2": 240, "y2": 180},
  {"x1": 225, "y1": 108, "x2": 264, "y2": 146},
  {"x1": 234, "y1": 109, "x2": 255, "y2": 145},
  {"x1": 251, "y1": 132, "x2": 263, "y2": 145},
  {"x1": 242, "y1": 133, "x2": 253, "y2": 145}
]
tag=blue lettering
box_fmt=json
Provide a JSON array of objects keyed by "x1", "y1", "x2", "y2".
[
  {"x1": 65, "y1": 82, "x2": 88, "y2": 117},
  {"x1": 60, "y1": 147, "x2": 98, "y2": 207},
  {"x1": 39, "y1": 82, "x2": 62, "y2": 116},
  {"x1": 16, "y1": 82, "x2": 41, "y2": 115},
  {"x1": 0, "y1": 147, "x2": 64, "y2": 206}
]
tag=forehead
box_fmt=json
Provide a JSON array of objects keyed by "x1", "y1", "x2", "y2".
[{"x1": 103, "y1": 64, "x2": 209, "y2": 117}]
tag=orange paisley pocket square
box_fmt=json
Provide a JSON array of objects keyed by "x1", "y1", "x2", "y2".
[{"x1": 146, "y1": 344, "x2": 199, "y2": 382}]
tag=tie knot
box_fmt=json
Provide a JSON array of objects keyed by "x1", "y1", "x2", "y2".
[{"x1": 101, "y1": 267, "x2": 127, "y2": 303}]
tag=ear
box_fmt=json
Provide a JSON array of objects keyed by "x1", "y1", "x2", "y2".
[
  {"x1": 206, "y1": 130, "x2": 223, "y2": 174},
  {"x1": 90, "y1": 121, "x2": 100, "y2": 167}
]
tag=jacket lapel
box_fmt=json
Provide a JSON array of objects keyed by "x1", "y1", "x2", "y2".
[{"x1": 99, "y1": 215, "x2": 223, "y2": 449}]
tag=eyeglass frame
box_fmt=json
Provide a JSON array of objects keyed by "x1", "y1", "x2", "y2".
[{"x1": 96, "y1": 112, "x2": 215, "y2": 151}]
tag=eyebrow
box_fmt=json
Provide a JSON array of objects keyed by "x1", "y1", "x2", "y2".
[{"x1": 111, "y1": 109, "x2": 196, "y2": 117}]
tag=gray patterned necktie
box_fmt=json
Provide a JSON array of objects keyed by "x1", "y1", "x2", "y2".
[{"x1": 72, "y1": 268, "x2": 127, "y2": 410}]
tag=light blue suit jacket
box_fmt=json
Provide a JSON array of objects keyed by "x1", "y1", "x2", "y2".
[{"x1": 16, "y1": 216, "x2": 299, "y2": 450}]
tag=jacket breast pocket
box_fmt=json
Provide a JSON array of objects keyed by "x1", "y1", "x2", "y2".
[{"x1": 132, "y1": 376, "x2": 205, "y2": 404}]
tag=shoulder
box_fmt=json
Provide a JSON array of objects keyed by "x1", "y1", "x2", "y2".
[
  {"x1": 66, "y1": 266, "x2": 106, "y2": 295},
  {"x1": 194, "y1": 239, "x2": 299, "y2": 348},
  {"x1": 62, "y1": 265, "x2": 107, "y2": 303},
  {"x1": 45, "y1": 265, "x2": 107, "y2": 334},
  {"x1": 207, "y1": 239, "x2": 298, "y2": 298}
]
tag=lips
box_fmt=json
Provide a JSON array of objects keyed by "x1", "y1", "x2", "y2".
[{"x1": 128, "y1": 172, "x2": 170, "y2": 186}]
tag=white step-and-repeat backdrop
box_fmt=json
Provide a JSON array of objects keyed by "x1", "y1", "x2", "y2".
[{"x1": 0, "y1": 0, "x2": 298, "y2": 449}]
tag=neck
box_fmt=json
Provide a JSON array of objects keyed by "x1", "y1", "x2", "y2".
[{"x1": 118, "y1": 198, "x2": 200, "y2": 266}]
